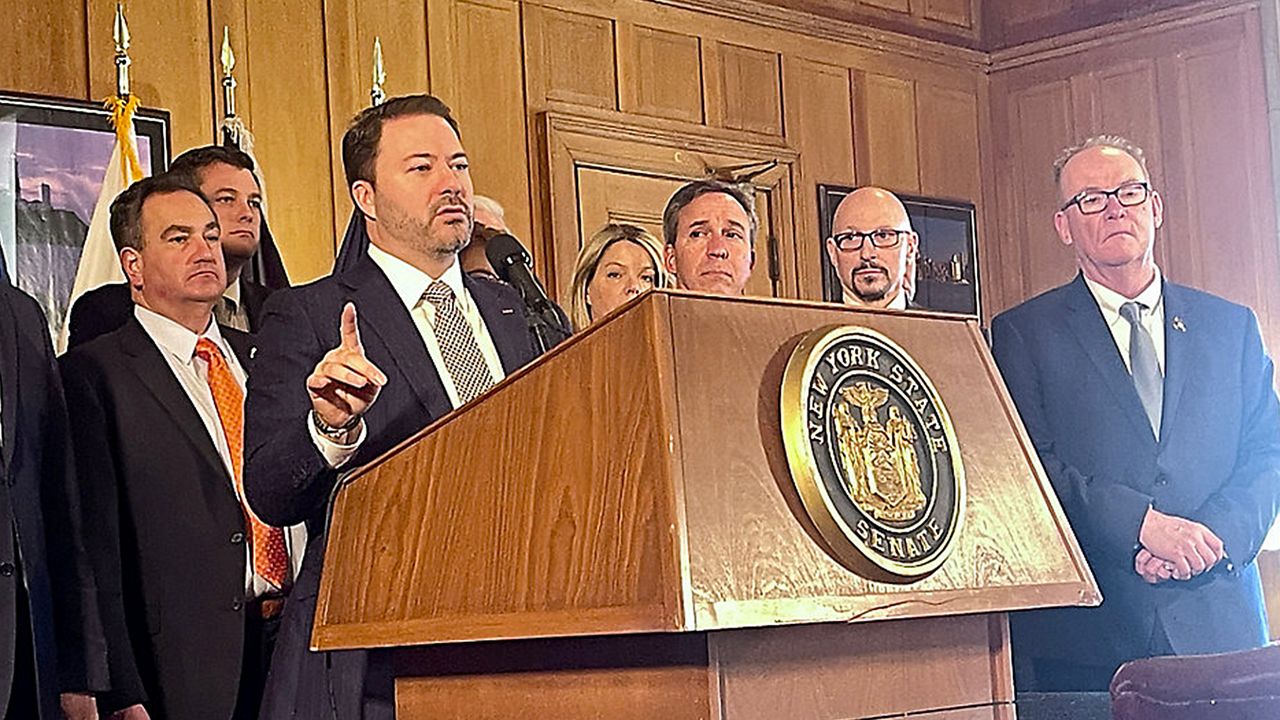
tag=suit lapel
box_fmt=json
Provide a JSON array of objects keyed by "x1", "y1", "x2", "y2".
[
  {"x1": 1159, "y1": 283, "x2": 1195, "y2": 448},
  {"x1": 0, "y1": 294, "x2": 20, "y2": 473},
  {"x1": 117, "y1": 320, "x2": 235, "y2": 488},
  {"x1": 340, "y1": 257, "x2": 451, "y2": 420},
  {"x1": 464, "y1": 274, "x2": 531, "y2": 373},
  {"x1": 1063, "y1": 275, "x2": 1157, "y2": 442}
]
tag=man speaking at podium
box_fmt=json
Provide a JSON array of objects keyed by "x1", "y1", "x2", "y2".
[
  {"x1": 244, "y1": 95, "x2": 539, "y2": 719},
  {"x1": 991, "y1": 135, "x2": 1280, "y2": 691}
]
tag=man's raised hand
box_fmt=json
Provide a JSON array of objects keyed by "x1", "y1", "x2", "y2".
[{"x1": 306, "y1": 302, "x2": 387, "y2": 432}]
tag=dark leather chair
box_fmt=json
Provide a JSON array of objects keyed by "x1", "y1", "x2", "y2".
[{"x1": 1111, "y1": 644, "x2": 1280, "y2": 719}]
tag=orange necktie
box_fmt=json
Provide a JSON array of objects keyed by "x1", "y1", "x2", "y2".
[{"x1": 195, "y1": 337, "x2": 290, "y2": 591}]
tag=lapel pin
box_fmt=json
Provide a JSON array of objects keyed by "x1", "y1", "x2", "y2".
[
  {"x1": 501, "y1": 308, "x2": 515, "y2": 315},
  {"x1": 1172, "y1": 316, "x2": 1186, "y2": 333}
]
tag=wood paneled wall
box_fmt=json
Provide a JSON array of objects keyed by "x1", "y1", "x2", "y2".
[
  {"x1": 988, "y1": 3, "x2": 1280, "y2": 351},
  {"x1": 7, "y1": 0, "x2": 1275, "y2": 340},
  {"x1": 7, "y1": 0, "x2": 988, "y2": 299}
]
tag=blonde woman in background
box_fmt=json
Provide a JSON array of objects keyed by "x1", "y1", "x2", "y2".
[{"x1": 566, "y1": 223, "x2": 668, "y2": 330}]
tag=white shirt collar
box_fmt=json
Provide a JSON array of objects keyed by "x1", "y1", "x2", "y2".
[
  {"x1": 1083, "y1": 267, "x2": 1163, "y2": 313},
  {"x1": 224, "y1": 278, "x2": 242, "y2": 305},
  {"x1": 133, "y1": 304, "x2": 224, "y2": 364},
  {"x1": 367, "y1": 243, "x2": 469, "y2": 312},
  {"x1": 841, "y1": 286, "x2": 908, "y2": 310}
]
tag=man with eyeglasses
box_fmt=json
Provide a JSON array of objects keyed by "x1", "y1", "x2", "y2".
[
  {"x1": 990, "y1": 135, "x2": 1280, "y2": 691},
  {"x1": 826, "y1": 187, "x2": 918, "y2": 309}
]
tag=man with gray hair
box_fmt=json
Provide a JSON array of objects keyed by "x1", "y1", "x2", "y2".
[
  {"x1": 661, "y1": 180, "x2": 757, "y2": 295},
  {"x1": 991, "y1": 134, "x2": 1280, "y2": 690},
  {"x1": 459, "y1": 194, "x2": 506, "y2": 280}
]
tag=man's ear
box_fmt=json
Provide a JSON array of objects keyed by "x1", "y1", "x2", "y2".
[
  {"x1": 120, "y1": 247, "x2": 143, "y2": 290},
  {"x1": 1053, "y1": 211, "x2": 1073, "y2": 247},
  {"x1": 663, "y1": 243, "x2": 678, "y2": 276},
  {"x1": 351, "y1": 180, "x2": 377, "y2": 222},
  {"x1": 1150, "y1": 189, "x2": 1165, "y2": 230}
]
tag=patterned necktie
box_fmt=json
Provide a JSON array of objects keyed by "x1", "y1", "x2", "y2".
[
  {"x1": 1119, "y1": 301, "x2": 1163, "y2": 438},
  {"x1": 421, "y1": 281, "x2": 495, "y2": 405},
  {"x1": 194, "y1": 338, "x2": 290, "y2": 590}
]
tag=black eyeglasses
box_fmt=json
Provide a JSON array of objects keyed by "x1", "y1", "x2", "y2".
[
  {"x1": 1061, "y1": 181, "x2": 1152, "y2": 215},
  {"x1": 830, "y1": 229, "x2": 909, "y2": 252}
]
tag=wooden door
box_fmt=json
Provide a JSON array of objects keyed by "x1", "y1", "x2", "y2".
[{"x1": 538, "y1": 109, "x2": 800, "y2": 303}]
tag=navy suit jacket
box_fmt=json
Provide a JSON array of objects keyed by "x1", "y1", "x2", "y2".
[
  {"x1": 244, "y1": 254, "x2": 537, "y2": 719},
  {"x1": 0, "y1": 286, "x2": 108, "y2": 718},
  {"x1": 991, "y1": 274, "x2": 1280, "y2": 671}
]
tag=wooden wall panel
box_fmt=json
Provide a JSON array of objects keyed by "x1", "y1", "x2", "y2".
[
  {"x1": 242, "y1": 0, "x2": 334, "y2": 281},
  {"x1": 917, "y1": 83, "x2": 982, "y2": 200},
  {"x1": 6, "y1": 0, "x2": 88, "y2": 99},
  {"x1": 986, "y1": 0, "x2": 1210, "y2": 49},
  {"x1": 320, "y1": 0, "x2": 431, "y2": 248},
  {"x1": 524, "y1": 6, "x2": 617, "y2": 110},
  {"x1": 993, "y1": 79, "x2": 1077, "y2": 305},
  {"x1": 88, "y1": 0, "x2": 215, "y2": 153},
  {"x1": 429, "y1": 0, "x2": 533, "y2": 246},
  {"x1": 782, "y1": 57, "x2": 855, "y2": 299},
  {"x1": 855, "y1": 73, "x2": 921, "y2": 193},
  {"x1": 618, "y1": 24, "x2": 704, "y2": 124},
  {"x1": 922, "y1": 0, "x2": 974, "y2": 28},
  {"x1": 718, "y1": 43, "x2": 783, "y2": 135},
  {"x1": 988, "y1": 4, "x2": 1280, "y2": 362},
  {"x1": 1164, "y1": 30, "x2": 1280, "y2": 334}
]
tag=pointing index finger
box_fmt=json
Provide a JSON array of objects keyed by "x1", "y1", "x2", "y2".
[{"x1": 340, "y1": 302, "x2": 362, "y2": 351}]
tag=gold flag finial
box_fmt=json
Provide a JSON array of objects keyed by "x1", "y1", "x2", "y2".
[
  {"x1": 113, "y1": 2, "x2": 132, "y2": 98},
  {"x1": 371, "y1": 37, "x2": 386, "y2": 107},
  {"x1": 220, "y1": 27, "x2": 237, "y2": 119}
]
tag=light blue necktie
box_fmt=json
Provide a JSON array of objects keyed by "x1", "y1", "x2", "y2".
[{"x1": 1120, "y1": 301, "x2": 1162, "y2": 438}]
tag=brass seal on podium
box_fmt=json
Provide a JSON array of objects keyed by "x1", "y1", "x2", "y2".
[{"x1": 780, "y1": 325, "x2": 964, "y2": 581}]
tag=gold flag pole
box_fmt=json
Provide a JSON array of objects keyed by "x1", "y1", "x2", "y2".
[
  {"x1": 221, "y1": 26, "x2": 237, "y2": 120},
  {"x1": 113, "y1": 2, "x2": 132, "y2": 100},
  {"x1": 371, "y1": 37, "x2": 386, "y2": 107}
]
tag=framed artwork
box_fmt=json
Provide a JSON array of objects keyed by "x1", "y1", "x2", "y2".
[
  {"x1": 817, "y1": 184, "x2": 980, "y2": 318},
  {"x1": 0, "y1": 91, "x2": 170, "y2": 340}
]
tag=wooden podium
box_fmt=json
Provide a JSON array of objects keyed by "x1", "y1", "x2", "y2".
[{"x1": 314, "y1": 290, "x2": 1098, "y2": 720}]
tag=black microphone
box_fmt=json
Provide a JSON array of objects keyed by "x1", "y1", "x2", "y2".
[{"x1": 485, "y1": 233, "x2": 571, "y2": 351}]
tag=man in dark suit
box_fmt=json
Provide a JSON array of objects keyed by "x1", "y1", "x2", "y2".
[
  {"x1": 826, "y1": 186, "x2": 919, "y2": 310},
  {"x1": 67, "y1": 145, "x2": 275, "y2": 348},
  {"x1": 661, "y1": 180, "x2": 757, "y2": 295},
  {"x1": 60, "y1": 173, "x2": 303, "y2": 719},
  {"x1": 991, "y1": 135, "x2": 1280, "y2": 691},
  {"x1": 244, "y1": 94, "x2": 538, "y2": 720},
  {"x1": 0, "y1": 284, "x2": 107, "y2": 719}
]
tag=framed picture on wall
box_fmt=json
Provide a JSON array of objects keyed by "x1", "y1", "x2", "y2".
[
  {"x1": 0, "y1": 91, "x2": 170, "y2": 341},
  {"x1": 817, "y1": 184, "x2": 980, "y2": 318}
]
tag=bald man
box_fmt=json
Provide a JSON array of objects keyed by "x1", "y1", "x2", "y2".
[{"x1": 826, "y1": 187, "x2": 918, "y2": 310}]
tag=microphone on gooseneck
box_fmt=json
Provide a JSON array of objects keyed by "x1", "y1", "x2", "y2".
[{"x1": 484, "y1": 233, "x2": 572, "y2": 352}]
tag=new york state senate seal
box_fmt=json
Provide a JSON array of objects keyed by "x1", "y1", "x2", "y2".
[{"x1": 780, "y1": 325, "x2": 965, "y2": 582}]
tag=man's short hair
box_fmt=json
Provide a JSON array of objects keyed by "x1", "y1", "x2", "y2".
[
  {"x1": 168, "y1": 145, "x2": 258, "y2": 187},
  {"x1": 109, "y1": 173, "x2": 209, "y2": 252},
  {"x1": 661, "y1": 180, "x2": 759, "y2": 248},
  {"x1": 1053, "y1": 134, "x2": 1151, "y2": 186},
  {"x1": 342, "y1": 94, "x2": 460, "y2": 189}
]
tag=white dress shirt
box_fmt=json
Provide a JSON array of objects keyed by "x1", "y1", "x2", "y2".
[
  {"x1": 310, "y1": 245, "x2": 506, "y2": 469},
  {"x1": 1082, "y1": 269, "x2": 1166, "y2": 375},
  {"x1": 135, "y1": 306, "x2": 305, "y2": 597}
]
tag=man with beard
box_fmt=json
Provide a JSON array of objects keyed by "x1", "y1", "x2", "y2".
[
  {"x1": 826, "y1": 187, "x2": 918, "y2": 310},
  {"x1": 243, "y1": 94, "x2": 538, "y2": 720},
  {"x1": 661, "y1": 180, "x2": 757, "y2": 295}
]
